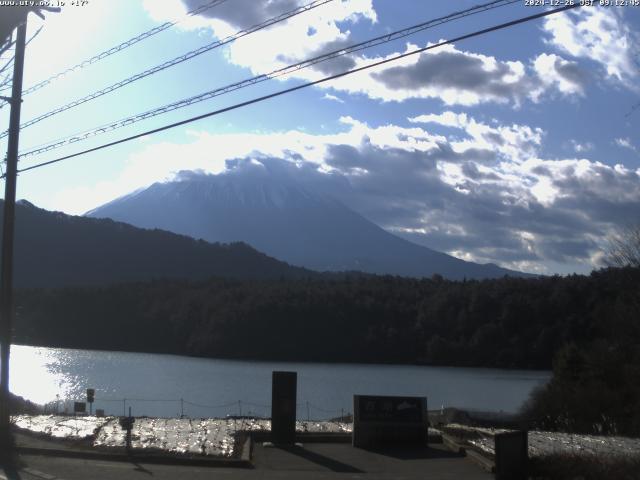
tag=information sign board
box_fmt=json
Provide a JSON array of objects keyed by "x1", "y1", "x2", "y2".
[{"x1": 353, "y1": 394, "x2": 427, "y2": 448}]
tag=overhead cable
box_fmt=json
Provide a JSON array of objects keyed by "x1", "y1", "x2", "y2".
[
  {"x1": 0, "y1": 0, "x2": 230, "y2": 99},
  {"x1": 0, "y1": 26, "x2": 43, "y2": 95},
  {"x1": 7, "y1": 3, "x2": 581, "y2": 178},
  {"x1": 0, "y1": 0, "x2": 335, "y2": 137},
  {"x1": 16, "y1": 0, "x2": 520, "y2": 157}
]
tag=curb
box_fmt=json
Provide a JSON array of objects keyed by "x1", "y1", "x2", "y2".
[
  {"x1": 240, "y1": 435, "x2": 252, "y2": 462},
  {"x1": 439, "y1": 433, "x2": 495, "y2": 473},
  {"x1": 441, "y1": 434, "x2": 466, "y2": 454},
  {"x1": 250, "y1": 431, "x2": 352, "y2": 443},
  {"x1": 465, "y1": 449, "x2": 495, "y2": 473},
  {"x1": 20, "y1": 468, "x2": 57, "y2": 480}
]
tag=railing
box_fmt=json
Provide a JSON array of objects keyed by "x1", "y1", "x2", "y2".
[{"x1": 42, "y1": 397, "x2": 352, "y2": 421}]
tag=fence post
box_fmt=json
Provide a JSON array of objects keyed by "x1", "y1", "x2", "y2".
[
  {"x1": 238, "y1": 400, "x2": 242, "y2": 416},
  {"x1": 307, "y1": 401, "x2": 310, "y2": 421},
  {"x1": 180, "y1": 398, "x2": 184, "y2": 418}
]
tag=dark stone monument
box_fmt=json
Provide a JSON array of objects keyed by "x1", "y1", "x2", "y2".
[
  {"x1": 119, "y1": 409, "x2": 135, "y2": 453},
  {"x1": 73, "y1": 401, "x2": 86, "y2": 414},
  {"x1": 353, "y1": 395, "x2": 428, "y2": 449},
  {"x1": 495, "y1": 430, "x2": 528, "y2": 480},
  {"x1": 271, "y1": 371, "x2": 297, "y2": 444},
  {"x1": 86, "y1": 388, "x2": 95, "y2": 415}
]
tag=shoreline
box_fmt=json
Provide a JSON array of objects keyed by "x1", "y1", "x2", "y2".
[{"x1": 10, "y1": 342, "x2": 554, "y2": 374}]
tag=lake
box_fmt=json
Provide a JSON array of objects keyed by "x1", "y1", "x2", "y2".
[{"x1": 10, "y1": 344, "x2": 550, "y2": 419}]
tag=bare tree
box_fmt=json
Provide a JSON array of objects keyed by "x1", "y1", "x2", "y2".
[
  {"x1": 0, "y1": 6, "x2": 58, "y2": 56},
  {"x1": 605, "y1": 224, "x2": 640, "y2": 268}
]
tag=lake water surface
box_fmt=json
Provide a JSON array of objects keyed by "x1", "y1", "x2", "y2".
[{"x1": 10, "y1": 344, "x2": 550, "y2": 419}]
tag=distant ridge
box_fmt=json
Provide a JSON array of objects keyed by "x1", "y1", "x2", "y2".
[
  {"x1": 1, "y1": 199, "x2": 313, "y2": 288},
  {"x1": 88, "y1": 165, "x2": 530, "y2": 280}
]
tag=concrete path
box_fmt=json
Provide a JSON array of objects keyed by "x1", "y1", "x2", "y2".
[
  {"x1": 3, "y1": 442, "x2": 492, "y2": 480},
  {"x1": 253, "y1": 442, "x2": 492, "y2": 479}
]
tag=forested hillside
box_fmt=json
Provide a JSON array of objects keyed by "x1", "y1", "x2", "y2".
[
  {"x1": 14, "y1": 267, "x2": 639, "y2": 370},
  {"x1": 1, "y1": 200, "x2": 313, "y2": 287}
]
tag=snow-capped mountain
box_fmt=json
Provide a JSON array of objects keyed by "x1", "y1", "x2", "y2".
[{"x1": 87, "y1": 165, "x2": 527, "y2": 279}]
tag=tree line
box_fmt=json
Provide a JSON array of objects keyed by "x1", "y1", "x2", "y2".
[{"x1": 13, "y1": 267, "x2": 639, "y2": 370}]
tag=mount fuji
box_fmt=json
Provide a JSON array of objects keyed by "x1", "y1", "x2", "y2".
[{"x1": 87, "y1": 163, "x2": 527, "y2": 279}]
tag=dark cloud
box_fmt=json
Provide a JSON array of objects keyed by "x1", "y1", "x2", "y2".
[
  {"x1": 320, "y1": 139, "x2": 640, "y2": 270},
  {"x1": 221, "y1": 154, "x2": 353, "y2": 201},
  {"x1": 461, "y1": 162, "x2": 500, "y2": 180},
  {"x1": 372, "y1": 50, "x2": 531, "y2": 102},
  {"x1": 181, "y1": 0, "x2": 299, "y2": 29},
  {"x1": 276, "y1": 38, "x2": 357, "y2": 75},
  {"x1": 482, "y1": 131, "x2": 506, "y2": 146},
  {"x1": 553, "y1": 58, "x2": 589, "y2": 87},
  {"x1": 194, "y1": 121, "x2": 639, "y2": 272},
  {"x1": 392, "y1": 193, "x2": 599, "y2": 266},
  {"x1": 531, "y1": 165, "x2": 552, "y2": 176}
]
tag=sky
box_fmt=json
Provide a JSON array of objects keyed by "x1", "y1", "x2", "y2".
[{"x1": 0, "y1": 0, "x2": 639, "y2": 275}]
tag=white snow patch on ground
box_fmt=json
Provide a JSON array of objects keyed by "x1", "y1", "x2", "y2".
[
  {"x1": 94, "y1": 417, "x2": 237, "y2": 456},
  {"x1": 11, "y1": 415, "x2": 352, "y2": 457},
  {"x1": 12, "y1": 414, "x2": 110, "y2": 439},
  {"x1": 445, "y1": 424, "x2": 640, "y2": 458}
]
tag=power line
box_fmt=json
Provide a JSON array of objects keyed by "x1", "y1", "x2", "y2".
[
  {"x1": 0, "y1": 33, "x2": 14, "y2": 59},
  {"x1": 625, "y1": 100, "x2": 640, "y2": 118},
  {"x1": 0, "y1": 12, "x2": 51, "y2": 93},
  {"x1": 0, "y1": 54, "x2": 15, "y2": 79},
  {"x1": 0, "y1": 72, "x2": 11, "y2": 93},
  {"x1": 7, "y1": 3, "x2": 581, "y2": 178},
  {"x1": 0, "y1": 0, "x2": 336, "y2": 138},
  {"x1": 15, "y1": 0, "x2": 517, "y2": 154},
  {"x1": 0, "y1": 26, "x2": 42, "y2": 95},
  {"x1": 16, "y1": 0, "x2": 520, "y2": 158},
  {"x1": 0, "y1": 0, "x2": 230, "y2": 100}
]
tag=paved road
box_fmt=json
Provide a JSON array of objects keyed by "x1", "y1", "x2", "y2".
[
  {"x1": 2, "y1": 443, "x2": 492, "y2": 480},
  {"x1": 4, "y1": 456, "x2": 250, "y2": 480}
]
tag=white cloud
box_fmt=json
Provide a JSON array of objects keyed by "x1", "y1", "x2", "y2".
[
  {"x1": 52, "y1": 117, "x2": 441, "y2": 214},
  {"x1": 286, "y1": 41, "x2": 587, "y2": 106},
  {"x1": 542, "y1": 7, "x2": 638, "y2": 88},
  {"x1": 51, "y1": 112, "x2": 640, "y2": 274},
  {"x1": 141, "y1": 2, "x2": 588, "y2": 107},
  {"x1": 19, "y1": 0, "x2": 122, "y2": 83},
  {"x1": 569, "y1": 139, "x2": 594, "y2": 153},
  {"x1": 615, "y1": 137, "x2": 638, "y2": 152},
  {"x1": 532, "y1": 53, "x2": 586, "y2": 98},
  {"x1": 323, "y1": 93, "x2": 344, "y2": 103},
  {"x1": 409, "y1": 111, "x2": 544, "y2": 161},
  {"x1": 142, "y1": 0, "x2": 376, "y2": 76},
  {"x1": 312, "y1": 43, "x2": 549, "y2": 106},
  {"x1": 361, "y1": 43, "x2": 532, "y2": 105}
]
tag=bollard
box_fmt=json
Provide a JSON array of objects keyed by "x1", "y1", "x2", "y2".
[
  {"x1": 495, "y1": 430, "x2": 528, "y2": 480},
  {"x1": 119, "y1": 406, "x2": 135, "y2": 454},
  {"x1": 271, "y1": 371, "x2": 297, "y2": 444}
]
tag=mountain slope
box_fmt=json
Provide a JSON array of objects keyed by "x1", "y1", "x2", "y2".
[
  {"x1": 88, "y1": 167, "x2": 527, "y2": 279},
  {"x1": 1, "y1": 200, "x2": 312, "y2": 288}
]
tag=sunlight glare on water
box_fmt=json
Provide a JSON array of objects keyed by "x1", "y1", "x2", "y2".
[
  {"x1": 7, "y1": 344, "x2": 550, "y2": 417},
  {"x1": 9, "y1": 345, "x2": 74, "y2": 404}
]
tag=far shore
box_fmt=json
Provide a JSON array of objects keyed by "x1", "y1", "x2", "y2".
[{"x1": 10, "y1": 342, "x2": 553, "y2": 373}]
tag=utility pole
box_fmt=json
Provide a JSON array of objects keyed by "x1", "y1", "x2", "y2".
[{"x1": 0, "y1": 17, "x2": 27, "y2": 446}]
